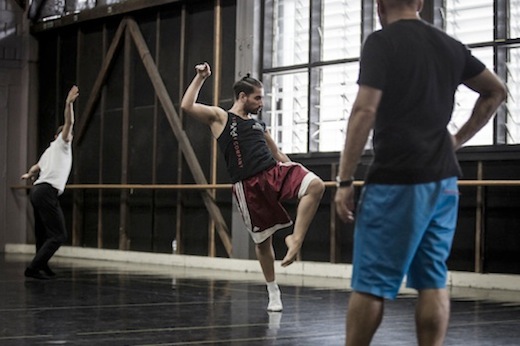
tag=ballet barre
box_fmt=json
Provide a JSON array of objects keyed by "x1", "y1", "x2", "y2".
[{"x1": 10, "y1": 180, "x2": 520, "y2": 190}]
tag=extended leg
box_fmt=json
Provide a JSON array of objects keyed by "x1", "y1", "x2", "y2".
[
  {"x1": 282, "y1": 179, "x2": 325, "y2": 266},
  {"x1": 29, "y1": 185, "x2": 67, "y2": 271},
  {"x1": 255, "y1": 237, "x2": 282, "y2": 311},
  {"x1": 256, "y1": 237, "x2": 275, "y2": 283}
]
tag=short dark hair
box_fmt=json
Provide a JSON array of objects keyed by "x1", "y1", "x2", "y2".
[{"x1": 232, "y1": 73, "x2": 263, "y2": 99}]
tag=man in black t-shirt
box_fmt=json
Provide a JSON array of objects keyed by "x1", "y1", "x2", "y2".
[{"x1": 334, "y1": 1, "x2": 506, "y2": 345}]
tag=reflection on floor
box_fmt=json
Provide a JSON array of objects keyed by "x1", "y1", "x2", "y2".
[{"x1": 1, "y1": 253, "x2": 519, "y2": 345}]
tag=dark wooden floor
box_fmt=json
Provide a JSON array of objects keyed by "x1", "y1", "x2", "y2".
[{"x1": 1, "y1": 253, "x2": 520, "y2": 345}]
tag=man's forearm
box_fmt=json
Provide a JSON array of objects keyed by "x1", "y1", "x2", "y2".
[
  {"x1": 64, "y1": 102, "x2": 74, "y2": 125},
  {"x1": 181, "y1": 75, "x2": 207, "y2": 111},
  {"x1": 338, "y1": 110, "x2": 374, "y2": 180},
  {"x1": 23, "y1": 164, "x2": 40, "y2": 180}
]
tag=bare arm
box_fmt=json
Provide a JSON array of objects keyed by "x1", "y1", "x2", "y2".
[
  {"x1": 180, "y1": 62, "x2": 227, "y2": 137},
  {"x1": 62, "y1": 85, "x2": 79, "y2": 142},
  {"x1": 454, "y1": 69, "x2": 507, "y2": 149},
  {"x1": 334, "y1": 85, "x2": 382, "y2": 223},
  {"x1": 337, "y1": 85, "x2": 381, "y2": 181},
  {"x1": 264, "y1": 129, "x2": 291, "y2": 163},
  {"x1": 21, "y1": 163, "x2": 41, "y2": 181}
]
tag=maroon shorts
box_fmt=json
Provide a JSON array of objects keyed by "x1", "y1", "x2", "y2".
[{"x1": 233, "y1": 161, "x2": 319, "y2": 244}]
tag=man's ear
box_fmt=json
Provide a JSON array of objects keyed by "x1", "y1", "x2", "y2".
[
  {"x1": 416, "y1": 0, "x2": 424, "y2": 13},
  {"x1": 376, "y1": 0, "x2": 385, "y2": 16}
]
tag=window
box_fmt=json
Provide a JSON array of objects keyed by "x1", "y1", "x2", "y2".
[
  {"x1": 321, "y1": 0, "x2": 361, "y2": 61},
  {"x1": 506, "y1": 47, "x2": 520, "y2": 144},
  {"x1": 265, "y1": 71, "x2": 309, "y2": 153},
  {"x1": 271, "y1": 0, "x2": 310, "y2": 68},
  {"x1": 313, "y1": 64, "x2": 360, "y2": 152},
  {"x1": 448, "y1": 47, "x2": 495, "y2": 146},
  {"x1": 263, "y1": 0, "x2": 363, "y2": 153},
  {"x1": 444, "y1": 0, "x2": 494, "y2": 44},
  {"x1": 506, "y1": 0, "x2": 520, "y2": 144},
  {"x1": 444, "y1": 0, "x2": 495, "y2": 146},
  {"x1": 263, "y1": 0, "x2": 519, "y2": 153}
]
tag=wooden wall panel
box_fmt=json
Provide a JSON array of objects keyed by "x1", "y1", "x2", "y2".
[
  {"x1": 482, "y1": 161, "x2": 520, "y2": 274},
  {"x1": 132, "y1": 13, "x2": 157, "y2": 108},
  {"x1": 101, "y1": 190, "x2": 121, "y2": 249},
  {"x1": 30, "y1": 0, "x2": 520, "y2": 272},
  {"x1": 57, "y1": 28, "x2": 78, "y2": 105},
  {"x1": 182, "y1": 2, "x2": 215, "y2": 185},
  {"x1": 77, "y1": 24, "x2": 104, "y2": 117},
  {"x1": 36, "y1": 34, "x2": 58, "y2": 154}
]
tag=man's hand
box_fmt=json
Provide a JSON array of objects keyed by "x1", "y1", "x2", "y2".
[
  {"x1": 195, "y1": 62, "x2": 211, "y2": 79},
  {"x1": 66, "y1": 85, "x2": 79, "y2": 104},
  {"x1": 334, "y1": 186, "x2": 355, "y2": 223},
  {"x1": 21, "y1": 164, "x2": 40, "y2": 181}
]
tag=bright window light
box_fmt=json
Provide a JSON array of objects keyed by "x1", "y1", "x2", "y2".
[
  {"x1": 313, "y1": 63, "x2": 361, "y2": 152},
  {"x1": 271, "y1": 0, "x2": 310, "y2": 68},
  {"x1": 264, "y1": 72, "x2": 309, "y2": 153},
  {"x1": 321, "y1": 0, "x2": 362, "y2": 60},
  {"x1": 445, "y1": 0, "x2": 494, "y2": 44},
  {"x1": 449, "y1": 48, "x2": 495, "y2": 146}
]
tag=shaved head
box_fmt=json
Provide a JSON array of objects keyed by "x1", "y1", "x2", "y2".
[
  {"x1": 377, "y1": 0, "x2": 423, "y2": 27},
  {"x1": 383, "y1": 0, "x2": 420, "y2": 8}
]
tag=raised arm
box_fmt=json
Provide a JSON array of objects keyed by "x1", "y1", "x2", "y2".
[
  {"x1": 62, "y1": 85, "x2": 79, "y2": 142},
  {"x1": 180, "y1": 62, "x2": 227, "y2": 137},
  {"x1": 454, "y1": 69, "x2": 507, "y2": 149}
]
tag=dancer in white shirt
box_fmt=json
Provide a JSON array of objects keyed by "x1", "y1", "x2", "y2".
[{"x1": 21, "y1": 85, "x2": 79, "y2": 280}]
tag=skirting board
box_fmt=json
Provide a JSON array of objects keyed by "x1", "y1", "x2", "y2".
[{"x1": 4, "y1": 243, "x2": 520, "y2": 293}]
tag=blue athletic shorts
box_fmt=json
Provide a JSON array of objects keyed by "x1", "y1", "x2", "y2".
[{"x1": 351, "y1": 177, "x2": 459, "y2": 300}]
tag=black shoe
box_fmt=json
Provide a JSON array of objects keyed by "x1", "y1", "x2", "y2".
[
  {"x1": 42, "y1": 264, "x2": 56, "y2": 277},
  {"x1": 24, "y1": 267, "x2": 50, "y2": 280}
]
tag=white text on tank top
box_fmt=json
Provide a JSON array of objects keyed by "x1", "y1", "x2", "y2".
[{"x1": 230, "y1": 114, "x2": 244, "y2": 169}]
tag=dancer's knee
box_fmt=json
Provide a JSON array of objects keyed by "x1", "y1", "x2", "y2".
[{"x1": 309, "y1": 178, "x2": 325, "y2": 198}]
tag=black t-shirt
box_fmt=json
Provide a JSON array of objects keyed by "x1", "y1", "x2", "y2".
[
  {"x1": 217, "y1": 112, "x2": 276, "y2": 183},
  {"x1": 358, "y1": 19, "x2": 486, "y2": 184}
]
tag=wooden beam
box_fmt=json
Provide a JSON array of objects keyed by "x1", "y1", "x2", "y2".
[
  {"x1": 126, "y1": 18, "x2": 233, "y2": 256},
  {"x1": 12, "y1": 180, "x2": 520, "y2": 191},
  {"x1": 208, "y1": 0, "x2": 223, "y2": 257},
  {"x1": 118, "y1": 26, "x2": 132, "y2": 251},
  {"x1": 97, "y1": 24, "x2": 109, "y2": 249},
  {"x1": 31, "y1": 0, "x2": 185, "y2": 33},
  {"x1": 71, "y1": 29, "x2": 83, "y2": 247},
  {"x1": 330, "y1": 163, "x2": 338, "y2": 263},
  {"x1": 175, "y1": 4, "x2": 188, "y2": 255},
  {"x1": 13, "y1": 0, "x2": 26, "y2": 10},
  {"x1": 75, "y1": 18, "x2": 127, "y2": 144},
  {"x1": 475, "y1": 161, "x2": 484, "y2": 273}
]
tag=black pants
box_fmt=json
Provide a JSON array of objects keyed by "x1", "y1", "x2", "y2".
[{"x1": 28, "y1": 183, "x2": 67, "y2": 270}]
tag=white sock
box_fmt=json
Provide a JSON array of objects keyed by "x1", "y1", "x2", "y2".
[
  {"x1": 267, "y1": 281, "x2": 279, "y2": 292},
  {"x1": 266, "y1": 281, "x2": 283, "y2": 312}
]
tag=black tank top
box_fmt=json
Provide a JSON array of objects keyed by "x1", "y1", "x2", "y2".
[{"x1": 217, "y1": 112, "x2": 276, "y2": 183}]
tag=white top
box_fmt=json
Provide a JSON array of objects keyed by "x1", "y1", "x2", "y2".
[{"x1": 34, "y1": 135, "x2": 73, "y2": 195}]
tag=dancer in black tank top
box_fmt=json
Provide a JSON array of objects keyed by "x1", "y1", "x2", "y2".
[{"x1": 181, "y1": 63, "x2": 325, "y2": 312}]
